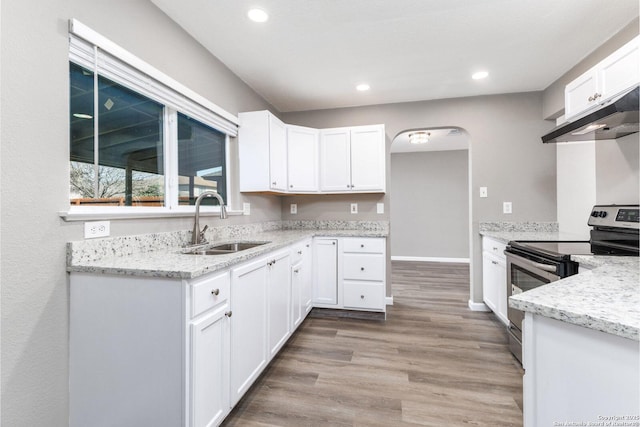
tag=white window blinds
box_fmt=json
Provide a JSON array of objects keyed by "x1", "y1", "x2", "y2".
[{"x1": 68, "y1": 19, "x2": 239, "y2": 137}]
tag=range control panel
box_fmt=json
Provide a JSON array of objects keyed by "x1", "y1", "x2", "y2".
[{"x1": 588, "y1": 204, "x2": 640, "y2": 229}]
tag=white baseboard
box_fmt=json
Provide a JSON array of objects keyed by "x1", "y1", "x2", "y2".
[
  {"x1": 391, "y1": 256, "x2": 470, "y2": 263},
  {"x1": 385, "y1": 296, "x2": 394, "y2": 306},
  {"x1": 468, "y1": 300, "x2": 490, "y2": 312}
]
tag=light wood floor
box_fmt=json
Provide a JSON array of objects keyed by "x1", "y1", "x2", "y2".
[{"x1": 222, "y1": 261, "x2": 523, "y2": 427}]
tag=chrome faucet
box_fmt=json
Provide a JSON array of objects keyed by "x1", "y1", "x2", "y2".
[{"x1": 191, "y1": 190, "x2": 228, "y2": 245}]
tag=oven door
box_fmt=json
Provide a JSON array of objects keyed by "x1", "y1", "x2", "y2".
[{"x1": 505, "y1": 252, "x2": 561, "y2": 363}]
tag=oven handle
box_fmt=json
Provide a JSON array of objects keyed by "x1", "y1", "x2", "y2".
[{"x1": 505, "y1": 251, "x2": 558, "y2": 273}]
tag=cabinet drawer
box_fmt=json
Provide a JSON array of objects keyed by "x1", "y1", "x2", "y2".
[
  {"x1": 343, "y1": 254, "x2": 384, "y2": 281},
  {"x1": 343, "y1": 281, "x2": 385, "y2": 310},
  {"x1": 191, "y1": 271, "x2": 230, "y2": 318},
  {"x1": 343, "y1": 238, "x2": 385, "y2": 254},
  {"x1": 482, "y1": 237, "x2": 507, "y2": 259}
]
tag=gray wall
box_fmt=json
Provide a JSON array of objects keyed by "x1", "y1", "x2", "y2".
[
  {"x1": 595, "y1": 134, "x2": 640, "y2": 205},
  {"x1": 390, "y1": 150, "x2": 469, "y2": 259},
  {"x1": 542, "y1": 18, "x2": 639, "y2": 119},
  {"x1": 283, "y1": 91, "x2": 557, "y2": 306},
  {"x1": 0, "y1": 1, "x2": 282, "y2": 425}
]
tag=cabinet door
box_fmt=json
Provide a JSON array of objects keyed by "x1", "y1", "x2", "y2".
[
  {"x1": 267, "y1": 251, "x2": 291, "y2": 359},
  {"x1": 482, "y1": 252, "x2": 508, "y2": 325},
  {"x1": 301, "y1": 241, "x2": 313, "y2": 316},
  {"x1": 291, "y1": 261, "x2": 303, "y2": 329},
  {"x1": 599, "y1": 36, "x2": 640, "y2": 101},
  {"x1": 190, "y1": 305, "x2": 229, "y2": 427},
  {"x1": 350, "y1": 125, "x2": 385, "y2": 192},
  {"x1": 319, "y1": 128, "x2": 351, "y2": 192},
  {"x1": 287, "y1": 125, "x2": 318, "y2": 192},
  {"x1": 313, "y1": 238, "x2": 338, "y2": 305},
  {"x1": 482, "y1": 253, "x2": 499, "y2": 313},
  {"x1": 494, "y1": 257, "x2": 508, "y2": 325},
  {"x1": 230, "y1": 258, "x2": 268, "y2": 405},
  {"x1": 565, "y1": 70, "x2": 599, "y2": 120},
  {"x1": 269, "y1": 114, "x2": 288, "y2": 191}
]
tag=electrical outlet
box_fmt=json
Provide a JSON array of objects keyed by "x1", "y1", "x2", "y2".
[
  {"x1": 290, "y1": 204, "x2": 297, "y2": 214},
  {"x1": 243, "y1": 203, "x2": 251, "y2": 215},
  {"x1": 84, "y1": 221, "x2": 110, "y2": 239},
  {"x1": 503, "y1": 202, "x2": 512, "y2": 214},
  {"x1": 377, "y1": 203, "x2": 384, "y2": 214},
  {"x1": 480, "y1": 187, "x2": 488, "y2": 198},
  {"x1": 350, "y1": 203, "x2": 358, "y2": 214}
]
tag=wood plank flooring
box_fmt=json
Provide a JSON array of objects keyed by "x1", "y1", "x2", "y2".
[{"x1": 222, "y1": 261, "x2": 523, "y2": 427}]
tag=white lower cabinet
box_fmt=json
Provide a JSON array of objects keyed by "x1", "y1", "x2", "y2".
[
  {"x1": 266, "y1": 250, "x2": 292, "y2": 358},
  {"x1": 69, "y1": 271, "x2": 231, "y2": 427},
  {"x1": 291, "y1": 239, "x2": 313, "y2": 329},
  {"x1": 481, "y1": 237, "x2": 508, "y2": 325},
  {"x1": 70, "y1": 235, "x2": 387, "y2": 427},
  {"x1": 312, "y1": 238, "x2": 339, "y2": 305},
  {"x1": 312, "y1": 237, "x2": 387, "y2": 312},
  {"x1": 230, "y1": 256, "x2": 269, "y2": 405},
  {"x1": 190, "y1": 304, "x2": 230, "y2": 427}
]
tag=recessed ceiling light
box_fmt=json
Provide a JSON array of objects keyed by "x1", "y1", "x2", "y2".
[
  {"x1": 472, "y1": 71, "x2": 489, "y2": 80},
  {"x1": 248, "y1": 8, "x2": 269, "y2": 23},
  {"x1": 73, "y1": 113, "x2": 93, "y2": 119},
  {"x1": 356, "y1": 83, "x2": 370, "y2": 92}
]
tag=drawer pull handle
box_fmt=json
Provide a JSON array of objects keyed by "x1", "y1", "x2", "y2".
[
  {"x1": 491, "y1": 261, "x2": 498, "y2": 265},
  {"x1": 225, "y1": 311, "x2": 233, "y2": 318},
  {"x1": 493, "y1": 247, "x2": 498, "y2": 250},
  {"x1": 332, "y1": 242, "x2": 336, "y2": 245},
  {"x1": 360, "y1": 267, "x2": 365, "y2": 271},
  {"x1": 294, "y1": 269, "x2": 300, "y2": 273},
  {"x1": 211, "y1": 289, "x2": 220, "y2": 296},
  {"x1": 361, "y1": 244, "x2": 364, "y2": 248},
  {"x1": 360, "y1": 295, "x2": 365, "y2": 299},
  {"x1": 306, "y1": 244, "x2": 310, "y2": 248},
  {"x1": 298, "y1": 250, "x2": 303, "y2": 255}
]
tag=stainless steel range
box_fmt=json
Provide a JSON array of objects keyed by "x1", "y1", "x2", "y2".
[{"x1": 504, "y1": 204, "x2": 639, "y2": 364}]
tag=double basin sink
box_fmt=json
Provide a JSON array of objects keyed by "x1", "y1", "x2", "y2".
[{"x1": 183, "y1": 241, "x2": 269, "y2": 256}]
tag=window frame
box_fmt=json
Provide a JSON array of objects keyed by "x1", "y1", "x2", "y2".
[{"x1": 62, "y1": 19, "x2": 239, "y2": 221}]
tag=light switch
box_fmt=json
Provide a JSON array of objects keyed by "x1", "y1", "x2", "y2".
[
  {"x1": 480, "y1": 187, "x2": 488, "y2": 198},
  {"x1": 350, "y1": 203, "x2": 358, "y2": 214},
  {"x1": 503, "y1": 202, "x2": 512, "y2": 214},
  {"x1": 377, "y1": 203, "x2": 384, "y2": 214},
  {"x1": 290, "y1": 204, "x2": 297, "y2": 214}
]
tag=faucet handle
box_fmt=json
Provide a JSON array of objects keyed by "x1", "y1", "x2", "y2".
[{"x1": 199, "y1": 225, "x2": 209, "y2": 243}]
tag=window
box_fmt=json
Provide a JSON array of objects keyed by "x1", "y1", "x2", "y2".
[{"x1": 66, "y1": 20, "x2": 238, "y2": 217}]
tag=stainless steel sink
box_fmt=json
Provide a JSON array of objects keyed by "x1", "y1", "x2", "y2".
[{"x1": 183, "y1": 241, "x2": 269, "y2": 255}]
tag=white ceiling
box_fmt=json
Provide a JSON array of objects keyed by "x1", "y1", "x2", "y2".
[{"x1": 150, "y1": 0, "x2": 639, "y2": 113}]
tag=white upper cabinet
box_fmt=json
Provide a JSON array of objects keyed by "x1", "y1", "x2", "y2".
[
  {"x1": 319, "y1": 125, "x2": 385, "y2": 193},
  {"x1": 349, "y1": 125, "x2": 386, "y2": 191},
  {"x1": 239, "y1": 111, "x2": 385, "y2": 194},
  {"x1": 238, "y1": 110, "x2": 287, "y2": 192},
  {"x1": 319, "y1": 128, "x2": 351, "y2": 192},
  {"x1": 565, "y1": 35, "x2": 639, "y2": 121},
  {"x1": 287, "y1": 125, "x2": 318, "y2": 192}
]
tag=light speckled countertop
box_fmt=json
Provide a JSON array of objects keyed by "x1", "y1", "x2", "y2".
[
  {"x1": 480, "y1": 225, "x2": 639, "y2": 341},
  {"x1": 67, "y1": 224, "x2": 387, "y2": 280}
]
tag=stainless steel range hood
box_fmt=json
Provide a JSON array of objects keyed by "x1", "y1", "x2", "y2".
[{"x1": 541, "y1": 85, "x2": 639, "y2": 143}]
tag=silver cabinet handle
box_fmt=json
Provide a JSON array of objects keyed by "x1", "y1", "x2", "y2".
[
  {"x1": 306, "y1": 244, "x2": 310, "y2": 248},
  {"x1": 493, "y1": 247, "x2": 498, "y2": 251},
  {"x1": 347, "y1": 184, "x2": 350, "y2": 188},
  {"x1": 588, "y1": 95, "x2": 595, "y2": 102},
  {"x1": 272, "y1": 181, "x2": 277, "y2": 186},
  {"x1": 360, "y1": 244, "x2": 364, "y2": 248},
  {"x1": 332, "y1": 242, "x2": 336, "y2": 245},
  {"x1": 211, "y1": 289, "x2": 220, "y2": 296},
  {"x1": 290, "y1": 185, "x2": 293, "y2": 188},
  {"x1": 360, "y1": 295, "x2": 365, "y2": 299},
  {"x1": 491, "y1": 261, "x2": 498, "y2": 265},
  {"x1": 360, "y1": 267, "x2": 365, "y2": 271},
  {"x1": 297, "y1": 250, "x2": 303, "y2": 255},
  {"x1": 225, "y1": 311, "x2": 232, "y2": 317},
  {"x1": 293, "y1": 269, "x2": 300, "y2": 273}
]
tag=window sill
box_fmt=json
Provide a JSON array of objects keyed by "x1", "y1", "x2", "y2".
[{"x1": 59, "y1": 208, "x2": 244, "y2": 222}]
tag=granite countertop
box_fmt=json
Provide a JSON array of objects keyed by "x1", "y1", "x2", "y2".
[
  {"x1": 480, "y1": 230, "x2": 589, "y2": 244},
  {"x1": 67, "y1": 224, "x2": 388, "y2": 280},
  {"x1": 509, "y1": 256, "x2": 640, "y2": 341}
]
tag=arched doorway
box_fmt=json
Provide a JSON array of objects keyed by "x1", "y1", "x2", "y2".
[{"x1": 389, "y1": 127, "x2": 470, "y2": 262}]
